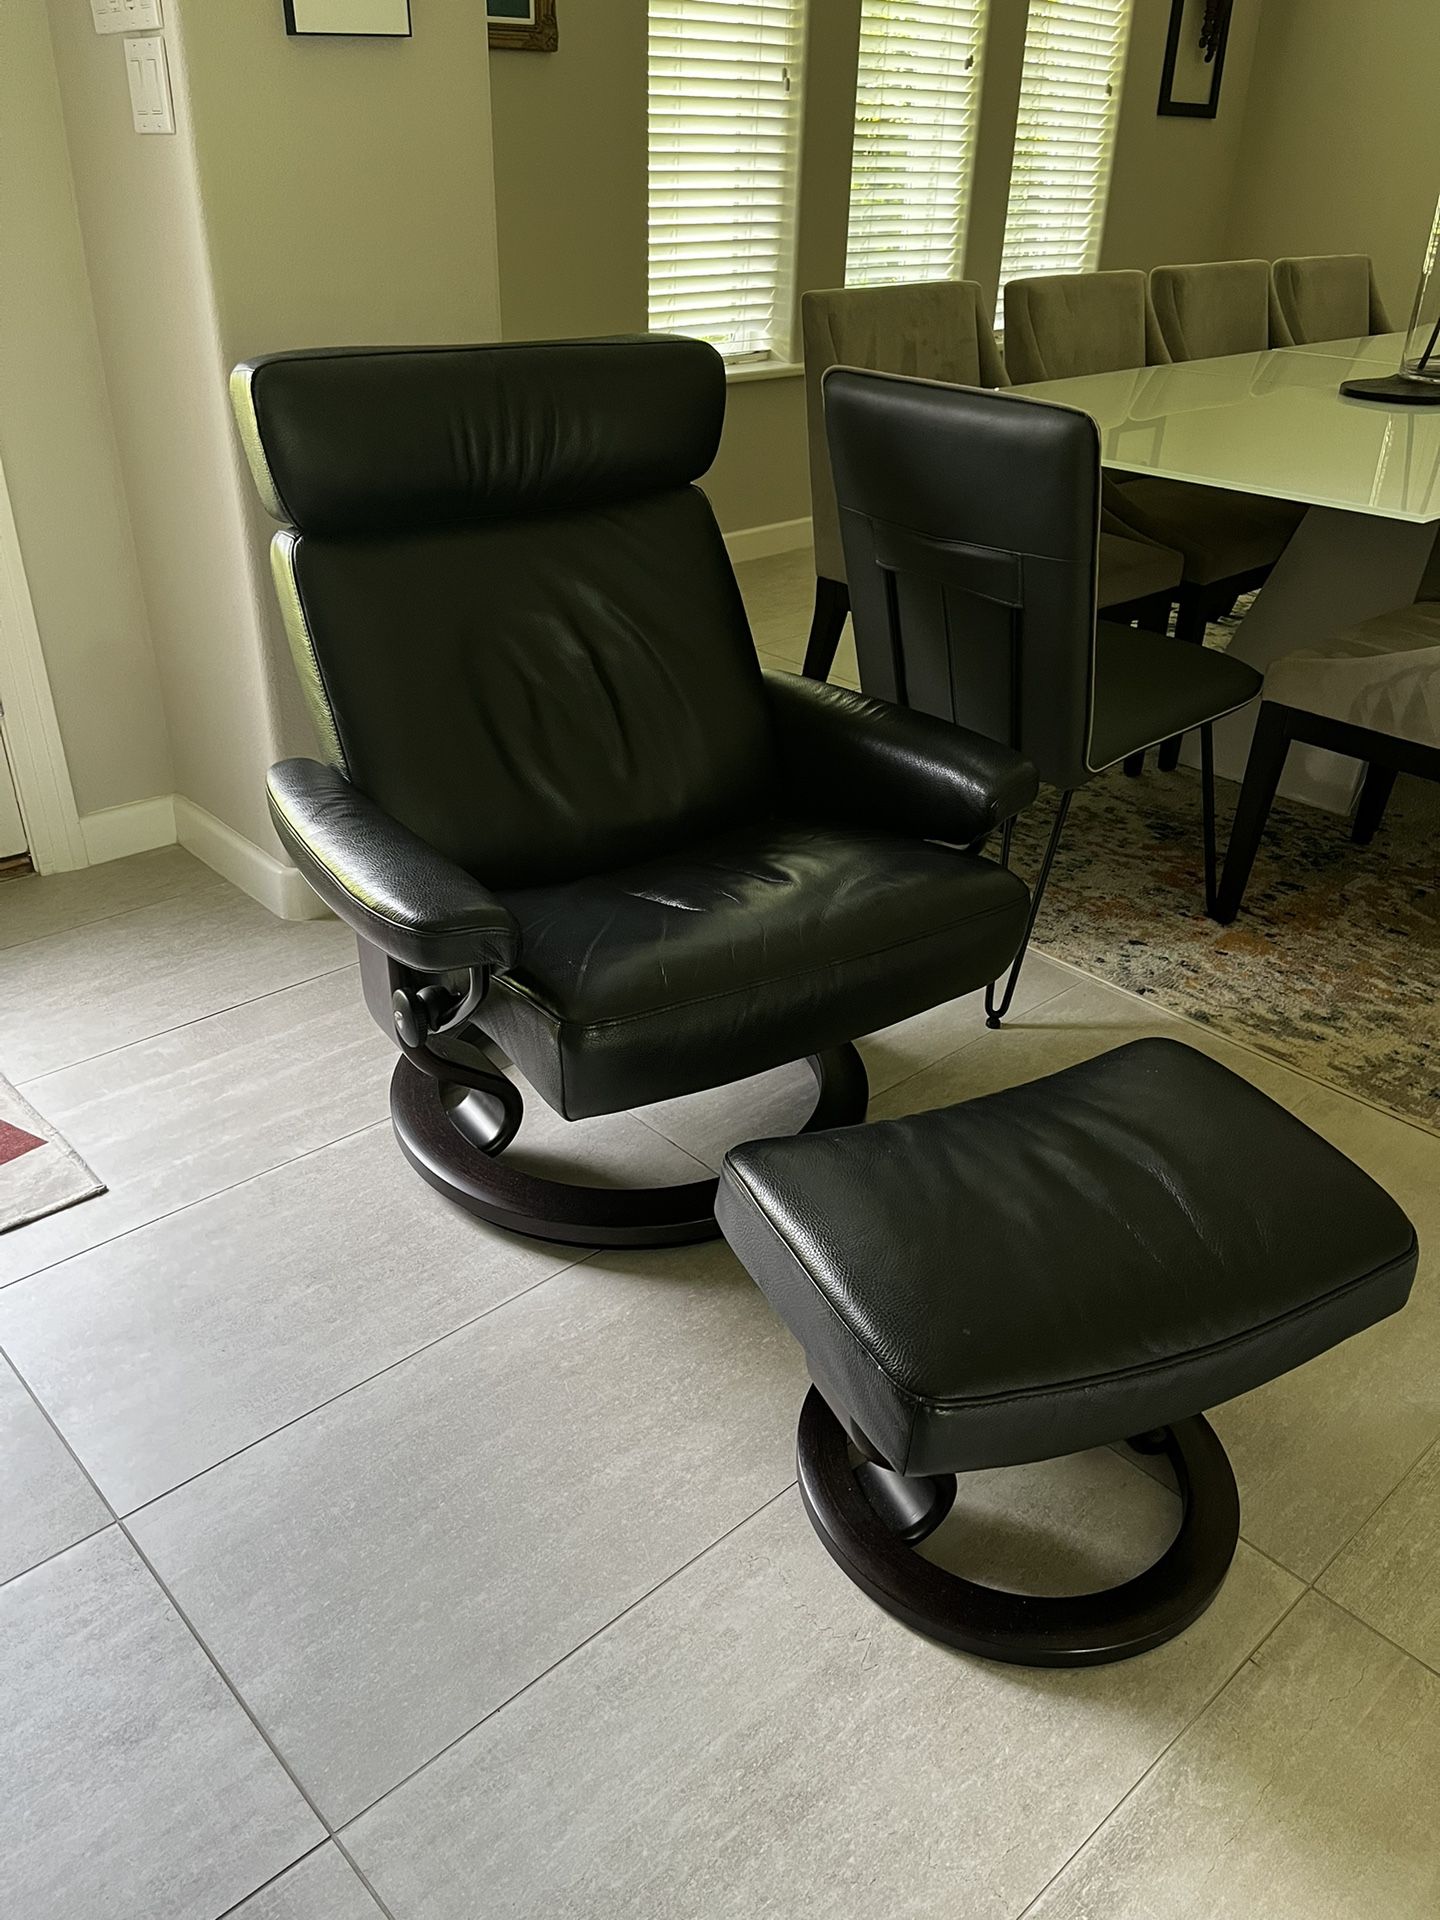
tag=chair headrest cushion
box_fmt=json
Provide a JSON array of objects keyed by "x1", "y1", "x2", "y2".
[{"x1": 231, "y1": 335, "x2": 726, "y2": 535}]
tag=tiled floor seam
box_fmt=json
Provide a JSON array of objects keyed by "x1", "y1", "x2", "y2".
[
  {"x1": 1305, "y1": 1427, "x2": 1440, "y2": 1592},
  {"x1": 14, "y1": 961, "x2": 360, "y2": 1094},
  {"x1": 118, "y1": 1513, "x2": 341, "y2": 1854},
  {"x1": 113, "y1": 1247, "x2": 598, "y2": 1523},
  {"x1": 0, "y1": 1112, "x2": 393, "y2": 1293},
  {"x1": 0, "y1": 881, "x2": 219, "y2": 959},
  {"x1": 1010, "y1": 1561, "x2": 1312, "y2": 1920},
  {"x1": 12, "y1": 960, "x2": 359, "y2": 1086},
  {"x1": 212, "y1": 1840, "x2": 336, "y2": 1920},
  {"x1": 335, "y1": 1482, "x2": 799, "y2": 1835}
]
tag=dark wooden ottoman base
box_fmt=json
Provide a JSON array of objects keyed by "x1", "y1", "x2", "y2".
[{"x1": 796, "y1": 1388, "x2": 1240, "y2": 1668}]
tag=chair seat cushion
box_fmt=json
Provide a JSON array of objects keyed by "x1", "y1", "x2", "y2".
[
  {"x1": 1115, "y1": 478, "x2": 1304, "y2": 584},
  {"x1": 1098, "y1": 528, "x2": 1184, "y2": 609},
  {"x1": 717, "y1": 1038, "x2": 1417, "y2": 1476},
  {"x1": 1087, "y1": 622, "x2": 1262, "y2": 770},
  {"x1": 1265, "y1": 601, "x2": 1440, "y2": 748},
  {"x1": 480, "y1": 820, "x2": 1029, "y2": 1119}
]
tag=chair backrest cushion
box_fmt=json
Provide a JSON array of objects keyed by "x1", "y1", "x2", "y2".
[
  {"x1": 1270, "y1": 254, "x2": 1392, "y2": 347},
  {"x1": 1001, "y1": 270, "x2": 1169, "y2": 384},
  {"x1": 825, "y1": 368, "x2": 1100, "y2": 790},
  {"x1": 1150, "y1": 259, "x2": 1273, "y2": 361},
  {"x1": 802, "y1": 281, "x2": 1007, "y2": 584},
  {"x1": 234, "y1": 337, "x2": 776, "y2": 888}
]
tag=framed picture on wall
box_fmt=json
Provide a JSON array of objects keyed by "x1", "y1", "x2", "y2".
[
  {"x1": 1158, "y1": 0, "x2": 1233, "y2": 118},
  {"x1": 284, "y1": 0, "x2": 412, "y2": 34},
  {"x1": 487, "y1": 0, "x2": 558, "y2": 54}
]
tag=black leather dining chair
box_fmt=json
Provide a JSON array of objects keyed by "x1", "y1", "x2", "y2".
[
  {"x1": 824, "y1": 368, "x2": 1263, "y2": 1025},
  {"x1": 231, "y1": 336, "x2": 1038, "y2": 1248}
]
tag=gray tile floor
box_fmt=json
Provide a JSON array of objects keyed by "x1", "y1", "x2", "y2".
[{"x1": 4, "y1": 555, "x2": 1438, "y2": 1917}]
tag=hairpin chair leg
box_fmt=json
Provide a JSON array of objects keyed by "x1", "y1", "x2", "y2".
[
  {"x1": 1200, "y1": 722, "x2": 1218, "y2": 917},
  {"x1": 1352, "y1": 763, "x2": 1397, "y2": 845},
  {"x1": 1212, "y1": 703, "x2": 1292, "y2": 924},
  {"x1": 985, "y1": 790, "x2": 1073, "y2": 1028},
  {"x1": 1158, "y1": 594, "x2": 1211, "y2": 772},
  {"x1": 1123, "y1": 596, "x2": 1175, "y2": 778},
  {"x1": 801, "y1": 577, "x2": 851, "y2": 681}
]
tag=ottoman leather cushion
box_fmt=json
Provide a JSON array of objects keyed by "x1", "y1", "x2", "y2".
[{"x1": 717, "y1": 1039, "x2": 1417, "y2": 1476}]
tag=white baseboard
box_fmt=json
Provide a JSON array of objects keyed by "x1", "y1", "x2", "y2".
[
  {"x1": 723, "y1": 515, "x2": 812, "y2": 565},
  {"x1": 79, "y1": 795, "x2": 177, "y2": 865},
  {"x1": 174, "y1": 796, "x2": 327, "y2": 921}
]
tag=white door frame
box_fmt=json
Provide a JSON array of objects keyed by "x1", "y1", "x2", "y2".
[{"x1": 0, "y1": 444, "x2": 87, "y2": 873}]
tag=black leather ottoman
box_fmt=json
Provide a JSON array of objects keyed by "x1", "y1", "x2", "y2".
[{"x1": 716, "y1": 1038, "x2": 1418, "y2": 1667}]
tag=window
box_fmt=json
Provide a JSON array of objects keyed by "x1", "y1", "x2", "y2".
[
  {"x1": 648, "y1": 0, "x2": 806, "y2": 365},
  {"x1": 845, "y1": 1, "x2": 989, "y2": 289},
  {"x1": 997, "y1": 0, "x2": 1133, "y2": 290}
]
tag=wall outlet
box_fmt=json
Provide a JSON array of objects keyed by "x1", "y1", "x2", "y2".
[
  {"x1": 124, "y1": 33, "x2": 175, "y2": 134},
  {"x1": 92, "y1": 0, "x2": 163, "y2": 35}
]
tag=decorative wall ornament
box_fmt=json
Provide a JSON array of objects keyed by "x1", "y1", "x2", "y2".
[
  {"x1": 1157, "y1": 0, "x2": 1233, "y2": 118},
  {"x1": 487, "y1": 0, "x2": 558, "y2": 53}
]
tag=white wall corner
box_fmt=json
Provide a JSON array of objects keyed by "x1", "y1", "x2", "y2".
[
  {"x1": 79, "y1": 794, "x2": 176, "y2": 865},
  {"x1": 173, "y1": 795, "x2": 328, "y2": 921},
  {"x1": 723, "y1": 516, "x2": 813, "y2": 565}
]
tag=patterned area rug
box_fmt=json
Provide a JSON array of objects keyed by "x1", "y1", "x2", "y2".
[
  {"x1": 1014, "y1": 764, "x2": 1438, "y2": 1134},
  {"x1": 0, "y1": 1077, "x2": 105, "y2": 1233}
]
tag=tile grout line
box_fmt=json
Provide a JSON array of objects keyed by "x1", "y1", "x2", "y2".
[
  {"x1": 211, "y1": 1838, "x2": 335, "y2": 1920},
  {"x1": 1010, "y1": 1559, "x2": 1312, "y2": 1920},
  {"x1": 1305, "y1": 1429, "x2": 1440, "y2": 1595},
  {"x1": 0, "y1": 1111, "x2": 395, "y2": 1294},
  {"x1": 336, "y1": 1482, "x2": 799, "y2": 1837},
  {"x1": 9, "y1": 961, "x2": 360, "y2": 1088},
  {"x1": 0, "y1": 1355, "x2": 342, "y2": 1890},
  {"x1": 0, "y1": 873, "x2": 220, "y2": 960},
  {"x1": 14, "y1": 961, "x2": 362, "y2": 1095},
  {"x1": 114, "y1": 1247, "x2": 599, "y2": 1524}
]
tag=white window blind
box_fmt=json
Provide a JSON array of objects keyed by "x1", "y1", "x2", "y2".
[
  {"x1": 648, "y1": 0, "x2": 805, "y2": 364},
  {"x1": 846, "y1": 1, "x2": 989, "y2": 289},
  {"x1": 997, "y1": 0, "x2": 1133, "y2": 290}
]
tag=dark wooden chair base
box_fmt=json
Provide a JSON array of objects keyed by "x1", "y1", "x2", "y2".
[
  {"x1": 390, "y1": 1040, "x2": 870, "y2": 1250},
  {"x1": 795, "y1": 1387, "x2": 1240, "y2": 1668}
]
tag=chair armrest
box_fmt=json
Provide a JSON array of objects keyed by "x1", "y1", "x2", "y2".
[
  {"x1": 763, "y1": 672, "x2": 1038, "y2": 845},
  {"x1": 267, "y1": 759, "x2": 520, "y2": 975}
]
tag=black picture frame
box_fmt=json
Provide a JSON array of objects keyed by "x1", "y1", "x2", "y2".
[
  {"x1": 283, "y1": 0, "x2": 412, "y2": 37},
  {"x1": 1157, "y1": 0, "x2": 1232, "y2": 119}
]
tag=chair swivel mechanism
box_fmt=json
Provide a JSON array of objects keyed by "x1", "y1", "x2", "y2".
[{"x1": 231, "y1": 337, "x2": 1039, "y2": 1249}]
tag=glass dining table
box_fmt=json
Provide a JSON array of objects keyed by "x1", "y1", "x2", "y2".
[{"x1": 1012, "y1": 333, "x2": 1440, "y2": 812}]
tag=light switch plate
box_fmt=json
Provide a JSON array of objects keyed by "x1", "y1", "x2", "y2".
[
  {"x1": 92, "y1": 0, "x2": 164, "y2": 33},
  {"x1": 124, "y1": 34, "x2": 175, "y2": 134}
]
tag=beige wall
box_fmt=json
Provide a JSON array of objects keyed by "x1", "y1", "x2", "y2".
[
  {"x1": 0, "y1": 0, "x2": 171, "y2": 818},
  {"x1": 40, "y1": 0, "x2": 502, "y2": 859},
  {"x1": 175, "y1": 0, "x2": 503, "y2": 787},
  {"x1": 1224, "y1": 0, "x2": 1440, "y2": 320},
  {"x1": 1102, "y1": 0, "x2": 1264, "y2": 273}
]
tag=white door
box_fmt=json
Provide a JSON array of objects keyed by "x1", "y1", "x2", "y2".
[{"x1": 0, "y1": 729, "x2": 27, "y2": 860}]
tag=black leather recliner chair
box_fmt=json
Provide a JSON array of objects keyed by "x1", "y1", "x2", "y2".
[{"x1": 231, "y1": 336, "x2": 1038, "y2": 1248}]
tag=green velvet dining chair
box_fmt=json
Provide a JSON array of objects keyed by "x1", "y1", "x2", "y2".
[{"x1": 1269, "y1": 254, "x2": 1392, "y2": 347}]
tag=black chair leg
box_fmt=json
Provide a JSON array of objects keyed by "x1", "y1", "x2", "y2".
[
  {"x1": 1352, "y1": 763, "x2": 1398, "y2": 845},
  {"x1": 1124, "y1": 598, "x2": 1175, "y2": 777},
  {"x1": 1200, "y1": 723, "x2": 1218, "y2": 917},
  {"x1": 1158, "y1": 594, "x2": 1210, "y2": 772},
  {"x1": 985, "y1": 791, "x2": 1073, "y2": 1028},
  {"x1": 1212, "y1": 704, "x2": 1292, "y2": 924},
  {"x1": 802, "y1": 577, "x2": 851, "y2": 681}
]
